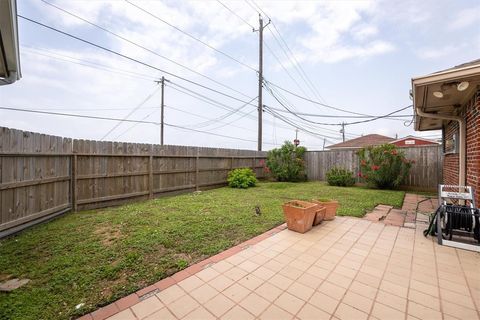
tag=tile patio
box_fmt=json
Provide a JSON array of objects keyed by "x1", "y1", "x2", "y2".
[{"x1": 81, "y1": 216, "x2": 480, "y2": 320}]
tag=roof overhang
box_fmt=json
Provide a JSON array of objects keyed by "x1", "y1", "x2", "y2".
[
  {"x1": 0, "y1": 0, "x2": 21, "y2": 85},
  {"x1": 412, "y1": 62, "x2": 480, "y2": 131}
]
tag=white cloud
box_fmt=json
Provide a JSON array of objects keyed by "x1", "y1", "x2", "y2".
[{"x1": 448, "y1": 6, "x2": 480, "y2": 30}]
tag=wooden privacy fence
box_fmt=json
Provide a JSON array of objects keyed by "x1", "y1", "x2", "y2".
[
  {"x1": 0, "y1": 127, "x2": 267, "y2": 237},
  {"x1": 305, "y1": 145, "x2": 443, "y2": 190}
]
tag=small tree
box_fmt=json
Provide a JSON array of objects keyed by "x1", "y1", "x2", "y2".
[
  {"x1": 266, "y1": 141, "x2": 307, "y2": 182},
  {"x1": 357, "y1": 144, "x2": 413, "y2": 189}
]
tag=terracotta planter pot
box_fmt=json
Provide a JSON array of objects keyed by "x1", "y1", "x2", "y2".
[
  {"x1": 282, "y1": 200, "x2": 318, "y2": 233},
  {"x1": 313, "y1": 206, "x2": 326, "y2": 226},
  {"x1": 312, "y1": 200, "x2": 339, "y2": 220}
]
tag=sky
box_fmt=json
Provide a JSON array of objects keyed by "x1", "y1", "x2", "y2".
[{"x1": 1, "y1": 0, "x2": 479, "y2": 151}]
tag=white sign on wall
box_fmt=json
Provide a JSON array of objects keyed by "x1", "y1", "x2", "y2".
[{"x1": 405, "y1": 140, "x2": 415, "y2": 145}]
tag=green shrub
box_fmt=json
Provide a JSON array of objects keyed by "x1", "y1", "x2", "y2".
[
  {"x1": 266, "y1": 141, "x2": 307, "y2": 182},
  {"x1": 326, "y1": 167, "x2": 356, "y2": 187},
  {"x1": 357, "y1": 144, "x2": 413, "y2": 189},
  {"x1": 227, "y1": 168, "x2": 257, "y2": 189}
]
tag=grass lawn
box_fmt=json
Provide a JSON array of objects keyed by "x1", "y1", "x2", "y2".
[{"x1": 0, "y1": 181, "x2": 405, "y2": 319}]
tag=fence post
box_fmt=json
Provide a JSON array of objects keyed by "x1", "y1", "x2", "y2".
[
  {"x1": 195, "y1": 149, "x2": 199, "y2": 191},
  {"x1": 149, "y1": 155, "x2": 153, "y2": 199},
  {"x1": 72, "y1": 153, "x2": 78, "y2": 212}
]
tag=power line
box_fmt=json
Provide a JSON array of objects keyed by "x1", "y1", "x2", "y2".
[
  {"x1": 216, "y1": 0, "x2": 254, "y2": 29},
  {"x1": 124, "y1": 0, "x2": 257, "y2": 72},
  {"x1": 40, "y1": 0, "x2": 253, "y2": 100},
  {"x1": 22, "y1": 46, "x2": 157, "y2": 82},
  {"x1": 18, "y1": 15, "x2": 255, "y2": 106},
  {"x1": 0, "y1": 105, "x2": 281, "y2": 145},
  {"x1": 100, "y1": 85, "x2": 161, "y2": 140}
]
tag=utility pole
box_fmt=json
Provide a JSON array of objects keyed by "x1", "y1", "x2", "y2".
[
  {"x1": 341, "y1": 122, "x2": 345, "y2": 142},
  {"x1": 254, "y1": 14, "x2": 270, "y2": 151},
  {"x1": 160, "y1": 76, "x2": 165, "y2": 145},
  {"x1": 322, "y1": 138, "x2": 326, "y2": 151}
]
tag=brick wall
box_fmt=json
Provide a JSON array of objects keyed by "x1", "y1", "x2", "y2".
[
  {"x1": 443, "y1": 120, "x2": 459, "y2": 185},
  {"x1": 466, "y1": 91, "x2": 480, "y2": 205},
  {"x1": 443, "y1": 90, "x2": 480, "y2": 204}
]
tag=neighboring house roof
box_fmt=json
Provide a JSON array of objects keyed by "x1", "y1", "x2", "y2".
[
  {"x1": 327, "y1": 134, "x2": 395, "y2": 149},
  {"x1": 0, "y1": 0, "x2": 21, "y2": 85},
  {"x1": 412, "y1": 58, "x2": 480, "y2": 131},
  {"x1": 390, "y1": 135, "x2": 439, "y2": 145}
]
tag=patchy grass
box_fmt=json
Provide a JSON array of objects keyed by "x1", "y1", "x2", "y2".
[{"x1": 0, "y1": 181, "x2": 404, "y2": 319}]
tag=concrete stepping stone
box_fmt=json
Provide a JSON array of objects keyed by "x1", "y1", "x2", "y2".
[{"x1": 0, "y1": 278, "x2": 30, "y2": 292}]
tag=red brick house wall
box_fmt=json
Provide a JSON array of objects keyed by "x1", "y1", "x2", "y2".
[
  {"x1": 466, "y1": 91, "x2": 480, "y2": 205},
  {"x1": 443, "y1": 90, "x2": 480, "y2": 204}
]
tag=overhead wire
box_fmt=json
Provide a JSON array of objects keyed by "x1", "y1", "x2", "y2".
[
  {"x1": 40, "y1": 0, "x2": 253, "y2": 100},
  {"x1": 100, "y1": 84, "x2": 161, "y2": 140},
  {"x1": 124, "y1": 0, "x2": 257, "y2": 72},
  {"x1": 0, "y1": 105, "x2": 282, "y2": 145}
]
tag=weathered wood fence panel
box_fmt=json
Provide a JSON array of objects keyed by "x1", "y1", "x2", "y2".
[
  {"x1": 0, "y1": 126, "x2": 267, "y2": 236},
  {"x1": 305, "y1": 145, "x2": 443, "y2": 189},
  {"x1": 0, "y1": 127, "x2": 72, "y2": 236}
]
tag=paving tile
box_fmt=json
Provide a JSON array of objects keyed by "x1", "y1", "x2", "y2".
[
  {"x1": 251, "y1": 266, "x2": 275, "y2": 281},
  {"x1": 409, "y1": 279, "x2": 439, "y2": 297},
  {"x1": 156, "y1": 284, "x2": 185, "y2": 305},
  {"x1": 342, "y1": 291, "x2": 373, "y2": 313},
  {"x1": 143, "y1": 307, "x2": 176, "y2": 320},
  {"x1": 296, "y1": 273, "x2": 323, "y2": 289},
  {"x1": 183, "y1": 306, "x2": 216, "y2": 320},
  {"x1": 203, "y1": 294, "x2": 235, "y2": 317},
  {"x1": 268, "y1": 273, "x2": 294, "y2": 290},
  {"x1": 238, "y1": 260, "x2": 260, "y2": 273},
  {"x1": 259, "y1": 304, "x2": 294, "y2": 320},
  {"x1": 335, "y1": 302, "x2": 368, "y2": 320},
  {"x1": 92, "y1": 304, "x2": 119, "y2": 320},
  {"x1": 239, "y1": 292, "x2": 270, "y2": 316},
  {"x1": 177, "y1": 276, "x2": 203, "y2": 292},
  {"x1": 222, "y1": 283, "x2": 251, "y2": 303},
  {"x1": 130, "y1": 296, "x2": 163, "y2": 319},
  {"x1": 255, "y1": 281, "x2": 283, "y2": 302},
  {"x1": 106, "y1": 308, "x2": 136, "y2": 320},
  {"x1": 279, "y1": 265, "x2": 304, "y2": 280},
  {"x1": 286, "y1": 281, "x2": 315, "y2": 301},
  {"x1": 263, "y1": 258, "x2": 284, "y2": 272},
  {"x1": 297, "y1": 303, "x2": 331, "y2": 320},
  {"x1": 408, "y1": 288, "x2": 440, "y2": 311},
  {"x1": 274, "y1": 291, "x2": 305, "y2": 315},
  {"x1": 195, "y1": 267, "x2": 220, "y2": 282},
  {"x1": 371, "y1": 302, "x2": 405, "y2": 320},
  {"x1": 207, "y1": 274, "x2": 234, "y2": 292},
  {"x1": 442, "y1": 300, "x2": 480, "y2": 320},
  {"x1": 211, "y1": 260, "x2": 234, "y2": 273},
  {"x1": 375, "y1": 290, "x2": 406, "y2": 312},
  {"x1": 380, "y1": 279, "x2": 408, "y2": 298},
  {"x1": 222, "y1": 305, "x2": 255, "y2": 320},
  {"x1": 318, "y1": 280, "x2": 347, "y2": 300},
  {"x1": 167, "y1": 294, "x2": 199, "y2": 319},
  {"x1": 223, "y1": 267, "x2": 248, "y2": 282},
  {"x1": 238, "y1": 274, "x2": 264, "y2": 291},
  {"x1": 440, "y1": 288, "x2": 476, "y2": 310},
  {"x1": 349, "y1": 280, "x2": 378, "y2": 300},
  {"x1": 407, "y1": 301, "x2": 442, "y2": 319},
  {"x1": 327, "y1": 272, "x2": 353, "y2": 289},
  {"x1": 355, "y1": 272, "x2": 382, "y2": 288},
  {"x1": 309, "y1": 291, "x2": 340, "y2": 314},
  {"x1": 189, "y1": 283, "x2": 218, "y2": 304}
]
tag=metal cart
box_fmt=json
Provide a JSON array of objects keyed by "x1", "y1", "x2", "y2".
[{"x1": 424, "y1": 185, "x2": 480, "y2": 252}]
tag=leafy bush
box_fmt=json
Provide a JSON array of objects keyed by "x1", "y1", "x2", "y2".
[
  {"x1": 227, "y1": 168, "x2": 257, "y2": 189},
  {"x1": 357, "y1": 144, "x2": 413, "y2": 189},
  {"x1": 326, "y1": 167, "x2": 356, "y2": 187},
  {"x1": 266, "y1": 141, "x2": 307, "y2": 182}
]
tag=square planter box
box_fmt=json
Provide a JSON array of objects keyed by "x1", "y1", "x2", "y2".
[
  {"x1": 313, "y1": 206, "x2": 326, "y2": 226},
  {"x1": 282, "y1": 200, "x2": 318, "y2": 233},
  {"x1": 312, "y1": 200, "x2": 339, "y2": 220}
]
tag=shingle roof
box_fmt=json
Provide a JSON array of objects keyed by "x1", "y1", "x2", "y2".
[{"x1": 327, "y1": 134, "x2": 395, "y2": 149}]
